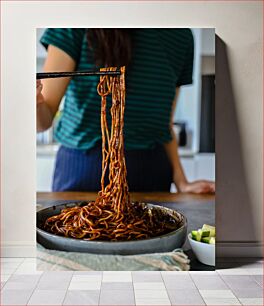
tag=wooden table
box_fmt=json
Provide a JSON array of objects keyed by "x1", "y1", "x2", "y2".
[
  {"x1": 37, "y1": 191, "x2": 214, "y2": 203},
  {"x1": 37, "y1": 192, "x2": 215, "y2": 270}
]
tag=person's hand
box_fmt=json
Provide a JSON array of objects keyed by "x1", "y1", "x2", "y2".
[
  {"x1": 36, "y1": 79, "x2": 45, "y2": 105},
  {"x1": 178, "y1": 180, "x2": 215, "y2": 194}
]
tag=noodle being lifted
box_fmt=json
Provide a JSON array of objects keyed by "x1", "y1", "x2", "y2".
[{"x1": 44, "y1": 67, "x2": 182, "y2": 241}]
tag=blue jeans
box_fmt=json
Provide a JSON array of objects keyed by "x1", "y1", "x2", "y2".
[{"x1": 52, "y1": 144, "x2": 173, "y2": 192}]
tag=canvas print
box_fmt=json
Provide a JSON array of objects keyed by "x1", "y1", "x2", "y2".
[{"x1": 36, "y1": 28, "x2": 215, "y2": 271}]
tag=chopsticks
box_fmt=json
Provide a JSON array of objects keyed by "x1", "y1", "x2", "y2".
[{"x1": 36, "y1": 70, "x2": 121, "y2": 79}]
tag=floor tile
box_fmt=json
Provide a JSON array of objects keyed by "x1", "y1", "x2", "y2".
[
  {"x1": 37, "y1": 279, "x2": 71, "y2": 290},
  {"x1": 134, "y1": 289, "x2": 169, "y2": 299},
  {"x1": 167, "y1": 289, "x2": 205, "y2": 305},
  {"x1": 1, "y1": 288, "x2": 33, "y2": 305},
  {"x1": 191, "y1": 275, "x2": 228, "y2": 290},
  {"x1": 203, "y1": 298, "x2": 241, "y2": 305},
  {"x1": 14, "y1": 263, "x2": 43, "y2": 275},
  {"x1": 15, "y1": 262, "x2": 35, "y2": 269},
  {"x1": 1, "y1": 275, "x2": 11, "y2": 282},
  {"x1": 217, "y1": 268, "x2": 249, "y2": 275},
  {"x1": 99, "y1": 289, "x2": 135, "y2": 305},
  {"x1": 239, "y1": 298, "x2": 264, "y2": 305},
  {"x1": 1, "y1": 267, "x2": 18, "y2": 274},
  {"x1": 37, "y1": 271, "x2": 73, "y2": 290},
  {"x1": 161, "y1": 271, "x2": 189, "y2": 275},
  {"x1": 39, "y1": 271, "x2": 73, "y2": 279},
  {"x1": 135, "y1": 299, "x2": 171, "y2": 305},
  {"x1": 103, "y1": 271, "x2": 131, "y2": 275},
  {"x1": 68, "y1": 281, "x2": 101, "y2": 290},
  {"x1": 101, "y1": 281, "x2": 133, "y2": 290},
  {"x1": 8, "y1": 274, "x2": 41, "y2": 283},
  {"x1": 231, "y1": 287, "x2": 263, "y2": 298},
  {"x1": 252, "y1": 275, "x2": 263, "y2": 287},
  {"x1": 1, "y1": 256, "x2": 264, "y2": 306},
  {"x1": 102, "y1": 271, "x2": 132, "y2": 282},
  {"x1": 190, "y1": 271, "x2": 217, "y2": 275},
  {"x1": 132, "y1": 272, "x2": 163, "y2": 282},
  {"x1": 73, "y1": 271, "x2": 102, "y2": 275},
  {"x1": 162, "y1": 273, "x2": 194, "y2": 280},
  {"x1": 1, "y1": 262, "x2": 21, "y2": 269},
  {"x1": 245, "y1": 268, "x2": 263, "y2": 275},
  {"x1": 71, "y1": 274, "x2": 102, "y2": 282},
  {"x1": 162, "y1": 275, "x2": 196, "y2": 290},
  {"x1": 0, "y1": 258, "x2": 24, "y2": 263},
  {"x1": 27, "y1": 289, "x2": 66, "y2": 305},
  {"x1": 199, "y1": 289, "x2": 236, "y2": 298},
  {"x1": 23, "y1": 258, "x2": 37, "y2": 264},
  {"x1": 220, "y1": 275, "x2": 261, "y2": 290},
  {"x1": 133, "y1": 271, "x2": 162, "y2": 275},
  {"x1": 3, "y1": 280, "x2": 38, "y2": 291},
  {"x1": 63, "y1": 290, "x2": 100, "y2": 305},
  {"x1": 134, "y1": 282, "x2": 166, "y2": 290}
]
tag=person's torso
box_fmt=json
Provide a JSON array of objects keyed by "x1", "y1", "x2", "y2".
[{"x1": 54, "y1": 29, "x2": 192, "y2": 150}]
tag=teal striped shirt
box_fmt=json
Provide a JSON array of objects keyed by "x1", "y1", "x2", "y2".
[{"x1": 40, "y1": 28, "x2": 194, "y2": 150}]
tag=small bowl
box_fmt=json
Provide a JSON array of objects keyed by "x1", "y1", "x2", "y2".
[{"x1": 188, "y1": 233, "x2": 215, "y2": 266}]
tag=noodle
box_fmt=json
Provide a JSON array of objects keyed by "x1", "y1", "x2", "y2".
[{"x1": 44, "y1": 66, "x2": 182, "y2": 241}]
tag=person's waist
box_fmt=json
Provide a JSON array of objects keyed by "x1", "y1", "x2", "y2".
[{"x1": 59, "y1": 141, "x2": 165, "y2": 155}]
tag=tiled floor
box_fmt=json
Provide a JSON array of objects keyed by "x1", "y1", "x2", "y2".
[{"x1": 0, "y1": 258, "x2": 263, "y2": 305}]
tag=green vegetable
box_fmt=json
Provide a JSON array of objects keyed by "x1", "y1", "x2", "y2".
[
  {"x1": 191, "y1": 230, "x2": 197, "y2": 238},
  {"x1": 201, "y1": 236, "x2": 215, "y2": 244},
  {"x1": 191, "y1": 230, "x2": 202, "y2": 242},
  {"x1": 202, "y1": 224, "x2": 215, "y2": 237},
  {"x1": 209, "y1": 237, "x2": 215, "y2": 244},
  {"x1": 201, "y1": 230, "x2": 210, "y2": 237},
  {"x1": 191, "y1": 224, "x2": 216, "y2": 244},
  {"x1": 201, "y1": 237, "x2": 210, "y2": 243}
]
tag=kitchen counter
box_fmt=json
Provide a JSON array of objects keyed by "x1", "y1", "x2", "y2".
[
  {"x1": 37, "y1": 144, "x2": 197, "y2": 157},
  {"x1": 37, "y1": 192, "x2": 215, "y2": 270}
]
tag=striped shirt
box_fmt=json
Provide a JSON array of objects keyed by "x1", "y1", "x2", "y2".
[{"x1": 40, "y1": 28, "x2": 194, "y2": 150}]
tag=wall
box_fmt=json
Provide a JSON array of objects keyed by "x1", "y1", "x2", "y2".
[
  {"x1": 175, "y1": 28, "x2": 202, "y2": 152},
  {"x1": 1, "y1": 1, "x2": 262, "y2": 257}
]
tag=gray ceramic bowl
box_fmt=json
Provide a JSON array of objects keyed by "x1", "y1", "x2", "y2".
[{"x1": 37, "y1": 202, "x2": 187, "y2": 255}]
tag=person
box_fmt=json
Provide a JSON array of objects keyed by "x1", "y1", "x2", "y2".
[{"x1": 37, "y1": 28, "x2": 215, "y2": 193}]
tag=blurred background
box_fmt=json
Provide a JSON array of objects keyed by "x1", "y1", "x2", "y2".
[{"x1": 36, "y1": 28, "x2": 215, "y2": 192}]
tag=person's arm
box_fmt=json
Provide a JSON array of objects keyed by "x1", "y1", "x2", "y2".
[
  {"x1": 36, "y1": 45, "x2": 76, "y2": 132},
  {"x1": 164, "y1": 87, "x2": 215, "y2": 194}
]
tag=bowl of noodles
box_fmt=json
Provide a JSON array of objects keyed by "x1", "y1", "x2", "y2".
[
  {"x1": 37, "y1": 201, "x2": 187, "y2": 255},
  {"x1": 36, "y1": 67, "x2": 187, "y2": 255}
]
